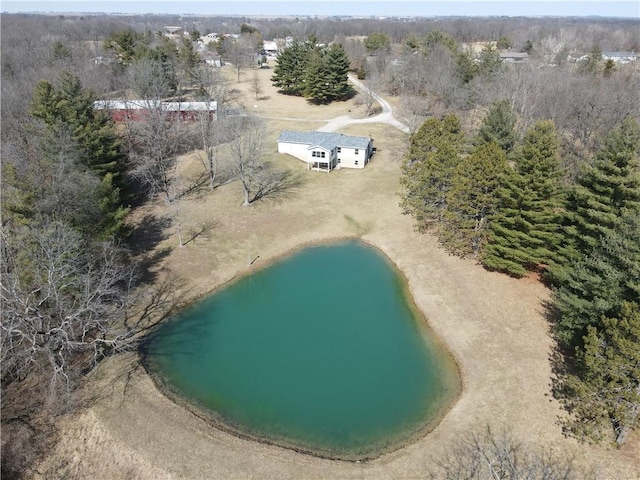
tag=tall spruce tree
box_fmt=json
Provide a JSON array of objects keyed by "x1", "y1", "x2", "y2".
[
  {"x1": 304, "y1": 47, "x2": 331, "y2": 103},
  {"x1": 553, "y1": 207, "x2": 640, "y2": 348},
  {"x1": 399, "y1": 115, "x2": 463, "y2": 231},
  {"x1": 550, "y1": 116, "x2": 640, "y2": 285},
  {"x1": 560, "y1": 300, "x2": 640, "y2": 446},
  {"x1": 27, "y1": 71, "x2": 129, "y2": 237},
  {"x1": 440, "y1": 142, "x2": 509, "y2": 257},
  {"x1": 475, "y1": 99, "x2": 517, "y2": 154},
  {"x1": 271, "y1": 40, "x2": 311, "y2": 96},
  {"x1": 323, "y1": 43, "x2": 352, "y2": 100},
  {"x1": 482, "y1": 120, "x2": 564, "y2": 276}
]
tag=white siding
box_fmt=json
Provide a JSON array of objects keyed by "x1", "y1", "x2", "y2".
[
  {"x1": 338, "y1": 147, "x2": 368, "y2": 169},
  {"x1": 278, "y1": 142, "x2": 310, "y2": 163}
]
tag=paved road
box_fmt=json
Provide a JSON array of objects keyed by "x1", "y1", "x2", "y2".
[{"x1": 316, "y1": 75, "x2": 410, "y2": 134}]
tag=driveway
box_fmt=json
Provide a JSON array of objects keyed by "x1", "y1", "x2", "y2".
[{"x1": 316, "y1": 75, "x2": 410, "y2": 134}]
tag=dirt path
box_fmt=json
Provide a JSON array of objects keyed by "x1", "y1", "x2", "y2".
[{"x1": 36, "y1": 66, "x2": 639, "y2": 480}]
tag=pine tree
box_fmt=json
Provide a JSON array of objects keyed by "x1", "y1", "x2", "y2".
[
  {"x1": 560, "y1": 301, "x2": 640, "y2": 445},
  {"x1": 399, "y1": 115, "x2": 464, "y2": 231},
  {"x1": 29, "y1": 71, "x2": 129, "y2": 237},
  {"x1": 304, "y1": 47, "x2": 331, "y2": 103},
  {"x1": 477, "y1": 43, "x2": 503, "y2": 78},
  {"x1": 553, "y1": 207, "x2": 640, "y2": 347},
  {"x1": 475, "y1": 99, "x2": 517, "y2": 154},
  {"x1": 324, "y1": 43, "x2": 352, "y2": 100},
  {"x1": 550, "y1": 116, "x2": 640, "y2": 285},
  {"x1": 440, "y1": 142, "x2": 509, "y2": 257},
  {"x1": 482, "y1": 120, "x2": 565, "y2": 276},
  {"x1": 271, "y1": 40, "x2": 311, "y2": 96}
]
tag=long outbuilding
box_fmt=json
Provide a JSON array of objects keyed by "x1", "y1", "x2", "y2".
[
  {"x1": 93, "y1": 100, "x2": 217, "y2": 122},
  {"x1": 277, "y1": 131, "x2": 374, "y2": 172}
]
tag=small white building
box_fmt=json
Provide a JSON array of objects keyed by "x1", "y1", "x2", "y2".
[
  {"x1": 278, "y1": 131, "x2": 374, "y2": 172},
  {"x1": 602, "y1": 51, "x2": 639, "y2": 64},
  {"x1": 262, "y1": 40, "x2": 278, "y2": 56}
]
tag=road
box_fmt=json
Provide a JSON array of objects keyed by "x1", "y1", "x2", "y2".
[{"x1": 316, "y1": 75, "x2": 410, "y2": 134}]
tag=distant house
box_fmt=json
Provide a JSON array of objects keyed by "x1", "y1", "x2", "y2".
[
  {"x1": 499, "y1": 51, "x2": 529, "y2": 63},
  {"x1": 262, "y1": 41, "x2": 278, "y2": 56},
  {"x1": 93, "y1": 100, "x2": 217, "y2": 122},
  {"x1": 602, "y1": 51, "x2": 639, "y2": 64},
  {"x1": 278, "y1": 131, "x2": 374, "y2": 172},
  {"x1": 163, "y1": 26, "x2": 181, "y2": 37},
  {"x1": 201, "y1": 51, "x2": 224, "y2": 67}
]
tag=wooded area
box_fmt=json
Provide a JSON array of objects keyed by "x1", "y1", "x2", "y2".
[{"x1": 1, "y1": 11, "x2": 639, "y2": 478}]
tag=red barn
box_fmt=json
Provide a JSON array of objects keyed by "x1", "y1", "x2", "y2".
[{"x1": 93, "y1": 100, "x2": 217, "y2": 122}]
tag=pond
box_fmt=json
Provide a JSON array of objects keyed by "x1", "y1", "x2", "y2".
[{"x1": 143, "y1": 241, "x2": 460, "y2": 460}]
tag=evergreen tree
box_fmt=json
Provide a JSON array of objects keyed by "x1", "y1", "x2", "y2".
[
  {"x1": 454, "y1": 51, "x2": 477, "y2": 84},
  {"x1": 560, "y1": 301, "x2": 640, "y2": 445},
  {"x1": 475, "y1": 99, "x2": 517, "y2": 154},
  {"x1": 582, "y1": 44, "x2": 603, "y2": 74},
  {"x1": 103, "y1": 29, "x2": 145, "y2": 65},
  {"x1": 323, "y1": 43, "x2": 352, "y2": 100},
  {"x1": 550, "y1": 116, "x2": 640, "y2": 285},
  {"x1": 477, "y1": 43, "x2": 503, "y2": 78},
  {"x1": 482, "y1": 120, "x2": 564, "y2": 276},
  {"x1": 399, "y1": 115, "x2": 464, "y2": 231},
  {"x1": 364, "y1": 32, "x2": 391, "y2": 54},
  {"x1": 440, "y1": 142, "x2": 509, "y2": 257},
  {"x1": 553, "y1": 208, "x2": 640, "y2": 348},
  {"x1": 304, "y1": 47, "x2": 331, "y2": 103},
  {"x1": 28, "y1": 71, "x2": 129, "y2": 237},
  {"x1": 271, "y1": 40, "x2": 311, "y2": 96},
  {"x1": 423, "y1": 30, "x2": 458, "y2": 53}
]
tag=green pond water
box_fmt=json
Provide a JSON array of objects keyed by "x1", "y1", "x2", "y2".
[{"x1": 144, "y1": 241, "x2": 459, "y2": 459}]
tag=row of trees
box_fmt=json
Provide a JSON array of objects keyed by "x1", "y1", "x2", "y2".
[
  {"x1": 0, "y1": 21, "x2": 290, "y2": 476},
  {"x1": 399, "y1": 107, "x2": 640, "y2": 445},
  {"x1": 271, "y1": 38, "x2": 352, "y2": 103}
]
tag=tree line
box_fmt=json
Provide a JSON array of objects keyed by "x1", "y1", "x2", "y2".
[
  {"x1": 1, "y1": 12, "x2": 638, "y2": 477},
  {"x1": 399, "y1": 104, "x2": 640, "y2": 446},
  {"x1": 0, "y1": 16, "x2": 292, "y2": 477}
]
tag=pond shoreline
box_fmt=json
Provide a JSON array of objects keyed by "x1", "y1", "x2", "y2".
[{"x1": 139, "y1": 238, "x2": 463, "y2": 464}]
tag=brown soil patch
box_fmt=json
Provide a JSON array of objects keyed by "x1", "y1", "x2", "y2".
[{"x1": 36, "y1": 65, "x2": 639, "y2": 479}]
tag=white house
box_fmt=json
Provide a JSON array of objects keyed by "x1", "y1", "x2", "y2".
[
  {"x1": 262, "y1": 40, "x2": 279, "y2": 56},
  {"x1": 278, "y1": 131, "x2": 374, "y2": 172},
  {"x1": 602, "y1": 51, "x2": 639, "y2": 64}
]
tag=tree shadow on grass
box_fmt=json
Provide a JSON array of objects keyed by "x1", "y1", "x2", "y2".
[
  {"x1": 182, "y1": 220, "x2": 219, "y2": 247},
  {"x1": 126, "y1": 213, "x2": 173, "y2": 284},
  {"x1": 541, "y1": 297, "x2": 582, "y2": 440},
  {"x1": 250, "y1": 165, "x2": 306, "y2": 205}
]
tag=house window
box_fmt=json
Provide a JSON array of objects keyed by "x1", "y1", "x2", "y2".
[
  {"x1": 312, "y1": 151, "x2": 317, "y2": 157},
  {"x1": 355, "y1": 149, "x2": 359, "y2": 155},
  {"x1": 320, "y1": 151, "x2": 326, "y2": 158},
  {"x1": 337, "y1": 147, "x2": 341, "y2": 153},
  {"x1": 355, "y1": 160, "x2": 359, "y2": 166}
]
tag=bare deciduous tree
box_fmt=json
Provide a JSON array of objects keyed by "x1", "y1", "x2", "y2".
[
  {"x1": 227, "y1": 116, "x2": 297, "y2": 206},
  {"x1": 397, "y1": 94, "x2": 430, "y2": 135},
  {"x1": 191, "y1": 65, "x2": 240, "y2": 191},
  {"x1": 250, "y1": 70, "x2": 263, "y2": 100},
  {"x1": 0, "y1": 222, "x2": 137, "y2": 401},
  {"x1": 228, "y1": 116, "x2": 266, "y2": 206},
  {"x1": 428, "y1": 426, "x2": 596, "y2": 480},
  {"x1": 358, "y1": 76, "x2": 380, "y2": 117}
]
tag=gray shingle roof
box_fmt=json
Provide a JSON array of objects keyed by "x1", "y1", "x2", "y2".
[{"x1": 278, "y1": 131, "x2": 371, "y2": 150}]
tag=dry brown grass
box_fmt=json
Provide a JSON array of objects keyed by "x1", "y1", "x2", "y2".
[{"x1": 35, "y1": 63, "x2": 640, "y2": 480}]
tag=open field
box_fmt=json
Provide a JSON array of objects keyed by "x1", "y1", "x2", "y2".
[{"x1": 36, "y1": 65, "x2": 639, "y2": 479}]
